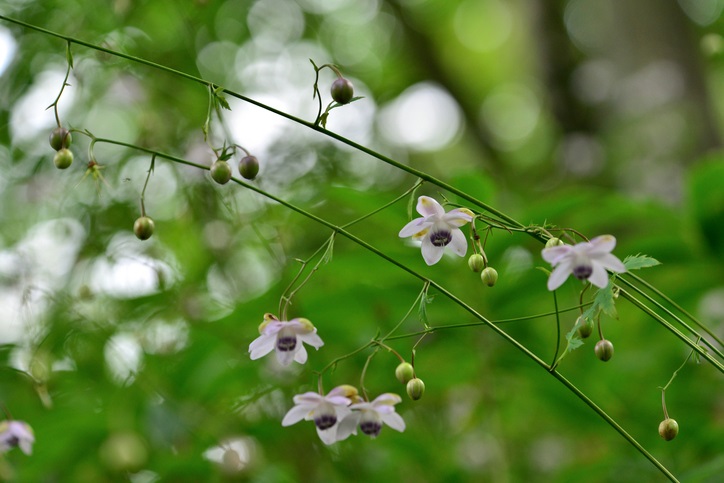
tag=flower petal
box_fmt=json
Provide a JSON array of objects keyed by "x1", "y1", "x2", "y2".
[
  {"x1": 293, "y1": 345, "x2": 308, "y2": 364},
  {"x1": 541, "y1": 245, "x2": 571, "y2": 265},
  {"x1": 276, "y1": 346, "x2": 297, "y2": 366},
  {"x1": 399, "y1": 218, "x2": 432, "y2": 238},
  {"x1": 448, "y1": 229, "x2": 468, "y2": 257},
  {"x1": 381, "y1": 412, "x2": 406, "y2": 432},
  {"x1": 372, "y1": 393, "x2": 402, "y2": 406},
  {"x1": 335, "y1": 413, "x2": 360, "y2": 441},
  {"x1": 421, "y1": 237, "x2": 445, "y2": 265},
  {"x1": 587, "y1": 235, "x2": 616, "y2": 255},
  {"x1": 249, "y1": 334, "x2": 276, "y2": 360},
  {"x1": 298, "y1": 331, "x2": 324, "y2": 349},
  {"x1": 416, "y1": 196, "x2": 444, "y2": 217},
  {"x1": 595, "y1": 253, "x2": 626, "y2": 273},
  {"x1": 547, "y1": 260, "x2": 573, "y2": 291},
  {"x1": 588, "y1": 262, "x2": 610, "y2": 288},
  {"x1": 282, "y1": 405, "x2": 313, "y2": 426},
  {"x1": 442, "y1": 209, "x2": 473, "y2": 227},
  {"x1": 317, "y1": 426, "x2": 339, "y2": 445}
]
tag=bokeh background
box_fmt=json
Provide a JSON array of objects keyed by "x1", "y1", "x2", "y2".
[{"x1": 0, "y1": 0, "x2": 722, "y2": 481}]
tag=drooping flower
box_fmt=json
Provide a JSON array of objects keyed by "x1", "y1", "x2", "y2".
[
  {"x1": 281, "y1": 385, "x2": 359, "y2": 445},
  {"x1": 541, "y1": 235, "x2": 626, "y2": 291},
  {"x1": 338, "y1": 393, "x2": 406, "y2": 439},
  {"x1": 249, "y1": 314, "x2": 324, "y2": 366},
  {"x1": 0, "y1": 420, "x2": 35, "y2": 455},
  {"x1": 399, "y1": 196, "x2": 474, "y2": 266}
]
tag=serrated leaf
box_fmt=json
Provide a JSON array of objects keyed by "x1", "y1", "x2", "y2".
[
  {"x1": 623, "y1": 254, "x2": 661, "y2": 271},
  {"x1": 564, "y1": 325, "x2": 584, "y2": 352},
  {"x1": 593, "y1": 282, "x2": 617, "y2": 318}
]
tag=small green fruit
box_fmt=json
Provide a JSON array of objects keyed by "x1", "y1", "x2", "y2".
[
  {"x1": 133, "y1": 216, "x2": 155, "y2": 240},
  {"x1": 239, "y1": 155, "x2": 259, "y2": 180},
  {"x1": 53, "y1": 148, "x2": 73, "y2": 169},
  {"x1": 468, "y1": 254, "x2": 485, "y2": 273},
  {"x1": 595, "y1": 339, "x2": 614, "y2": 361},
  {"x1": 395, "y1": 362, "x2": 415, "y2": 384},
  {"x1": 406, "y1": 377, "x2": 425, "y2": 401},
  {"x1": 658, "y1": 418, "x2": 679, "y2": 441},
  {"x1": 576, "y1": 316, "x2": 594, "y2": 339},
  {"x1": 49, "y1": 127, "x2": 72, "y2": 150},
  {"x1": 481, "y1": 267, "x2": 498, "y2": 287},
  {"x1": 210, "y1": 160, "x2": 232, "y2": 184},
  {"x1": 331, "y1": 77, "x2": 354, "y2": 104},
  {"x1": 545, "y1": 237, "x2": 564, "y2": 248}
]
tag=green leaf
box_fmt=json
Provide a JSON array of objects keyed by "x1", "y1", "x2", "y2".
[
  {"x1": 564, "y1": 325, "x2": 584, "y2": 352},
  {"x1": 593, "y1": 282, "x2": 618, "y2": 318},
  {"x1": 623, "y1": 254, "x2": 661, "y2": 271},
  {"x1": 321, "y1": 235, "x2": 335, "y2": 264},
  {"x1": 418, "y1": 292, "x2": 433, "y2": 324},
  {"x1": 213, "y1": 88, "x2": 231, "y2": 110}
]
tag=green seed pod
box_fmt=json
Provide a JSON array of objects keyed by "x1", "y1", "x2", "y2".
[
  {"x1": 53, "y1": 148, "x2": 73, "y2": 169},
  {"x1": 49, "y1": 127, "x2": 72, "y2": 151},
  {"x1": 545, "y1": 237, "x2": 564, "y2": 248},
  {"x1": 133, "y1": 216, "x2": 155, "y2": 240},
  {"x1": 468, "y1": 254, "x2": 485, "y2": 273},
  {"x1": 210, "y1": 160, "x2": 232, "y2": 185},
  {"x1": 576, "y1": 316, "x2": 594, "y2": 339},
  {"x1": 658, "y1": 418, "x2": 679, "y2": 441},
  {"x1": 481, "y1": 267, "x2": 498, "y2": 287},
  {"x1": 595, "y1": 339, "x2": 614, "y2": 362},
  {"x1": 406, "y1": 377, "x2": 425, "y2": 401},
  {"x1": 395, "y1": 362, "x2": 414, "y2": 384},
  {"x1": 239, "y1": 155, "x2": 259, "y2": 180},
  {"x1": 331, "y1": 77, "x2": 354, "y2": 104}
]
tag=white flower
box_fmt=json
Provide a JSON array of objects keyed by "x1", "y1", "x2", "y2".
[
  {"x1": 399, "y1": 196, "x2": 474, "y2": 266},
  {"x1": 248, "y1": 314, "x2": 324, "y2": 366},
  {"x1": 0, "y1": 420, "x2": 35, "y2": 455},
  {"x1": 542, "y1": 235, "x2": 626, "y2": 290},
  {"x1": 338, "y1": 393, "x2": 406, "y2": 439},
  {"x1": 281, "y1": 386, "x2": 358, "y2": 445}
]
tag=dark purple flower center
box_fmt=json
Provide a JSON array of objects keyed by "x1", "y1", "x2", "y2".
[
  {"x1": 314, "y1": 413, "x2": 337, "y2": 430},
  {"x1": 277, "y1": 335, "x2": 297, "y2": 352},
  {"x1": 573, "y1": 263, "x2": 593, "y2": 280},
  {"x1": 359, "y1": 420, "x2": 382, "y2": 437},
  {"x1": 5, "y1": 435, "x2": 19, "y2": 447},
  {"x1": 430, "y1": 230, "x2": 452, "y2": 247}
]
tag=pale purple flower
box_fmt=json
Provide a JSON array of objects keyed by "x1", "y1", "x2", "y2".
[
  {"x1": 399, "y1": 196, "x2": 474, "y2": 265},
  {"x1": 249, "y1": 314, "x2": 324, "y2": 366},
  {"x1": 338, "y1": 393, "x2": 406, "y2": 439},
  {"x1": 542, "y1": 235, "x2": 626, "y2": 290},
  {"x1": 0, "y1": 420, "x2": 35, "y2": 455},
  {"x1": 281, "y1": 386, "x2": 358, "y2": 445}
]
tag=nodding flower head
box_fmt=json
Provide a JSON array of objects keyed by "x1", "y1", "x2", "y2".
[
  {"x1": 249, "y1": 314, "x2": 324, "y2": 366},
  {"x1": 542, "y1": 235, "x2": 626, "y2": 291}
]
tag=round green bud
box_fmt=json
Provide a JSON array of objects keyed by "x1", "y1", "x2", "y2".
[
  {"x1": 239, "y1": 155, "x2": 259, "y2": 180},
  {"x1": 49, "y1": 127, "x2": 72, "y2": 151},
  {"x1": 331, "y1": 77, "x2": 354, "y2": 104},
  {"x1": 210, "y1": 160, "x2": 232, "y2": 185},
  {"x1": 545, "y1": 237, "x2": 564, "y2": 248},
  {"x1": 133, "y1": 216, "x2": 155, "y2": 240},
  {"x1": 658, "y1": 418, "x2": 679, "y2": 441},
  {"x1": 481, "y1": 267, "x2": 498, "y2": 287},
  {"x1": 595, "y1": 339, "x2": 614, "y2": 362},
  {"x1": 53, "y1": 148, "x2": 73, "y2": 169},
  {"x1": 395, "y1": 362, "x2": 415, "y2": 384},
  {"x1": 576, "y1": 316, "x2": 594, "y2": 339},
  {"x1": 468, "y1": 254, "x2": 485, "y2": 273},
  {"x1": 406, "y1": 377, "x2": 425, "y2": 401}
]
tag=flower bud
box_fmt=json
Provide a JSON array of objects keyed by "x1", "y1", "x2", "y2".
[
  {"x1": 210, "y1": 160, "x2": 232, "y2": 184},
  {"x1": 468, "y1": 254, "x2": 485, "y2": 273},
  {"x1": 595, "y1": 339, "x2": 614, "y2": 361},
  {"x1": 481, "y1": 267, "x2": 498, "y2": 287},
  {"x1": 658, "y1": 418, "x2": 679, "y2": 441},
  {"x1": 331, "y1": 77, "x2": 354, "y2": 104},
  {"x1": 239, "y1": 155, "x2": 259, "y2": 180},
  {"x1": 576, "y1": 316, "x2": 593, "y2": 339},
  {"x1": 53, "y1": 148, "x2": 73, "y2": 169},
  {"x1": 545, "y1": 237, "x2": 563, "y2": 248},
  {"x1": 49, "y1": 127, "x2": 72, "y2": 151},
  {"x1": 133, "y1": 216, "x2": 155, "y2": 240},
  {"x1": 395, "y1": 362, "x2": 414, "y2": 384},
  {"x1": 406, "y1": 377, "x2": 425, "y2": 400}
]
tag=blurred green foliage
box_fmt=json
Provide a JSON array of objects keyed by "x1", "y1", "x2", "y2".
[{"x1": 0, "y1": 0, "x2": 723, "y2": 482}]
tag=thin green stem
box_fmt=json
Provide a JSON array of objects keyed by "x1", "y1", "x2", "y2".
[
  {"x1": 380, "y1": 282, "x2": 428, "y2": 342},
  {"x1": 340, "y1": 179, "x2": 424, "y2": 229},
  {"x1": 139, "y1": 154, "x2": 155, "y2": 217},
  {"x1": 550, "y1": 290, "x2": 561, "y2": 371}
]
